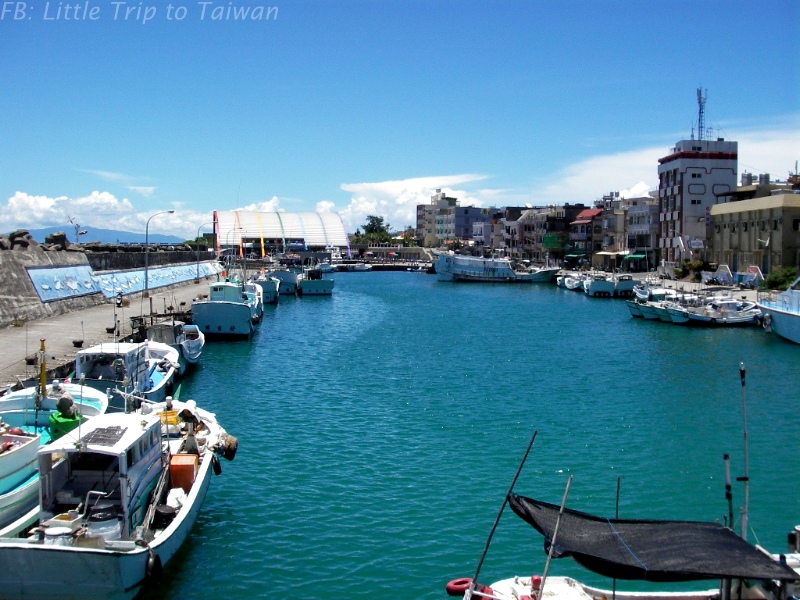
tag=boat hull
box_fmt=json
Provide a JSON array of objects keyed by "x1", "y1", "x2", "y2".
[
  {"x1": 297, "y1": 279, "x2": 334, "y2": 295},
  {"x1": 758, "y1": 303, "x2": 800, "y2": 344},
  {"x1": 0, "y1": 455, "x2": 213, "y2": 600},
  {"x1": 192, "y1": 300, "x2": 254, "y2": 339},
  {"x1": 435, "y1": 254, "x2": 541, "y2": 283}
]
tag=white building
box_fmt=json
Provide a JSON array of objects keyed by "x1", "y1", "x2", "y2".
[{"x1": 657, "y1": 137, "x2": 738, "y2": 263}]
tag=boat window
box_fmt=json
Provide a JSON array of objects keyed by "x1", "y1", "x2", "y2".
[{"x1": 126, "y1": 448, "x2": 135, "y2": 468}]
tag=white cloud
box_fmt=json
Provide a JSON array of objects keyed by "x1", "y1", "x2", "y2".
[
  {"x1": 128, "y1": 186, "x2": 157, "y2": 197},
  {"x1": 240, "y1": 196, "x2": 281, "y2": 212},
  {"x1": 338, "y1": 173, "x2": 491, "y2": 232},
  {"x1": 82, "y1": 169, "x2": 131, "y2": 183}
]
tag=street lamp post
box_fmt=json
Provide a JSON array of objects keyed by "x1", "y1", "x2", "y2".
[
  {"x1": 144, "y1": 210, "x2": 175, "y2": 297},
  {"x1": 195, "y1": 221, "x2": 213, "y2": 281}
]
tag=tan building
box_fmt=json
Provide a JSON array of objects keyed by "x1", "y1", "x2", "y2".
[{"x1": 709, "y1": 192, "x2": 800, "y2": 274}]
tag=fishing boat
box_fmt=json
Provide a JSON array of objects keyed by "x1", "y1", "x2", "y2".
[
  {"x1": 0, "y1": 397, "x2": 237, "y2": 600},
  {"x1": 146, "y1": 321, "x2": 205, "y2": 373},
  {"x1": 582, "y1": 273, "x2": 615, "y2": 297},
  {"x1": 757, "y1": 275, "x2": 800, "y2": 344},
  {"x1": 73, "y1": 341, "x2": 179, "y2": 410},
  {"x1": 435, "y1": 252, "x2": 550, "y2": 283},
  {"x1": 0, "y1": 341, "x2": 110, "y2": 532},
  {"x1": 191, "y1": 278, "x2": 259, "y2": 339},
  {"x1": 264, "y1": 268, "x2": 299, "y2": 295},
  {"x1": 613, "y1": 274, "x2": 637, "y2": 297},
  {"x1": 297, "y1": 262, "x2": 334, "y2": 296},
  {"x1": 252, "y1": 273, "x2": 281, "y2": 304},
  {"x1": 670, "y1": 298, "x2": 762, "y2": 327},
  {"x1": 446, "y1": 495, "x2": 799, "y2": 600}
]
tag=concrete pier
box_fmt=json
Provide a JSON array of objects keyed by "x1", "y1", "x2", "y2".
[{"x1": 0, "y1": 278, "x2": 212, "y2": 391}]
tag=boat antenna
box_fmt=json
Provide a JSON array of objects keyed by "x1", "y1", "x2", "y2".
[
  {"x1": 737, "y1": 362, "x2": 750, "y2": 541},
  {"x1": 467, "y1": 429, "x2": 538, "y2": 597}
]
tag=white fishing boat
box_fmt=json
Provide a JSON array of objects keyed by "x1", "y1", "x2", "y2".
[
  {"x1": 613, "y1": 274, "x2": 637, "y2": 297},
  {"x1": 146, "y1": 321, "x2": 205, "y2": 373},
  {"x1": 582, "y1": 273, "x2": 615, "y2": 297},
  {"x1": 318, "y1": 262, "x2": 335, "y2": 273},
  {"x1": 351, "y1": 262, "x2": 373, "y2": 272},
  {"x1": 624, "y1": 298, "x2": 644, "y2": 318},
  {"x1": 435, "y1": 252, "x2": 549, "y2": 283},
  {"x1": 0, "y1": 397, "x2": 237, "y2": 600},
  {"x1": 563, "y1": 275, "x2": 584, "y2": 291},
  {"x1": 680, "y1": 298, "x2": 762, "y2": 327},
  {"x1": 757, "y1": 275, "x2": 800, "y2": 344},
  {"x1": 265, "y1": 268, "x2": 299, "y2": 295},
  {"x1": 528, "y1": 265, "x2": 561, "y2": 283},
  {"x1": 252, "y1": 273, "x2": 281, "y2": 304},
  {"x1": 73, "y1": 341, "x2": 178, "y2": 410},
  {"x1": 191, "y1": 279, "x2": 258, "y2": 339},
  {"x1": 446, "y1": 494, "x2": 799, "y2": 600},
  {"x1": 297, "y1": 262, "x2": 334, "y2": 296}
]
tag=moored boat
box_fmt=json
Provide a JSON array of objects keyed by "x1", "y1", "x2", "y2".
[
  {"x1": 297, "y1": 262, "x2": 334, "y2": 296},
  {"x1": 757, "y1": 275, "x2": 800, "y2": 344},
  {"x1": 1, "y1": 343, "x2": 110, "y2": 533},
  {"x1": 72, "y1": 341, "x2": 178, "y2": 410},
  {"x1": 582, "y1": 273, "x2": 615, "y2": 297},
  {"x1": 146, "y1": 321, "x2": 205, "y2": 373},
  {"x1": 435, "y1": 252, "x2": 545, "y2": 283},
  {"x1": 613, "y1": 273, "x2": 637, "y2": 297},
  {"x1": 0, "y1": 398, "x2": 237, "y2": 600},
  {"x1": 191, "y1": 279, "x2": 258, "y2": 339},
  {"x1": 448, "y1": 495, "x2": 799, "y2": 600}
]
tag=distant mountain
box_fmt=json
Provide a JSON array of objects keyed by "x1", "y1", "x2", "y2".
[{"x1": 10, "y1": 226, "x2": 186, "y2": 245}]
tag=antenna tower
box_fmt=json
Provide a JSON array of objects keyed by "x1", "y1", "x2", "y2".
[{"x1": 697, "y1": 87, "x2": 707, "y2": 141}]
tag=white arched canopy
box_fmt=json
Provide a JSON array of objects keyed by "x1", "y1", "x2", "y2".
[{"x1": 214, "y1": 210, "x2": 349, "y2": 256}]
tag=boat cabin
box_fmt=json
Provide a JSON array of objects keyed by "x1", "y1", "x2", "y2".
[
  {"x1": 207, "y1": 282, "x2": 247, "y2": 303},
  {"x1": 37, "y1": 412, "x2": 163, "y2": 541}
]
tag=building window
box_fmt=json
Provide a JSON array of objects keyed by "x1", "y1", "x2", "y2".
[
  {"x1": 773, "y1": 219, "x2": 778, "y2": 230},
  {"x1": 743, "y1": 222, "x2": 748, "y2": 232},
  {"x1": 793, "y1": 219, "x2": 800, "y2": 232}
]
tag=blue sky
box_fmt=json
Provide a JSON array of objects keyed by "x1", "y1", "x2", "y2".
[{"x1": 1, "y1": 0, "x2": 798, "y2": 239}]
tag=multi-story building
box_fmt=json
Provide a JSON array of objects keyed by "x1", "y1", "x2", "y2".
[
  {"x1": 568, "y1": 208, "x2": 602, "y2": 266},
  {"x1": 416, "y1": 189, "x2": 457, "y2": 247},
  {"x1": 658, "y1": 91, "x2": 739, "y2": 264},
  {"x1": 624, "y1": 193, "x2": 660, "y2": 271},
  {"x1": 657, "y1": 131, "x2": 738, "y2": 265},
  {"x1": 709, "y1": 171, "x2": 800, "y2": 273},
  {"x1": 593, "y1": 192, "x2": 626, "y2": 270}
]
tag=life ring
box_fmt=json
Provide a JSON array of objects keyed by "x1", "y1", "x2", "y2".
[{"x1": 446, "y1": 578, "x2": 473, "y2": 596}]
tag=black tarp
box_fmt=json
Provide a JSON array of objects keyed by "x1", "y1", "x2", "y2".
[{"x1": 508, "y1": 493, "x2": 798, "y2": 583}]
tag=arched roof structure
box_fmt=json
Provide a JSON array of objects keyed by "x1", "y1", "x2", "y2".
[{"x1": 214, "y1": 210, "x2": 349, "y2": 254}]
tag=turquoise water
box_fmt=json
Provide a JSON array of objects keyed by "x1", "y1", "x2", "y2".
[{"x1": 145, "y1": 272, "x2": 800, "y2": 599}]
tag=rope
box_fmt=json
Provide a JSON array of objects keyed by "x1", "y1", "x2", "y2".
[{"x1": 606, "y1": 518, "x2": 648, "y2": 572}]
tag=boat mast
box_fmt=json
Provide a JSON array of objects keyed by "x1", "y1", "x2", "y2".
[
  {"x1": 737, "y1": 362, "x2": 749, "y2": 541},
  {"x1": 466, "y1": 429, "x2": 537, "y2": 599}
]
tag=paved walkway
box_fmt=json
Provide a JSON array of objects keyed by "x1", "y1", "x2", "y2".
[{"x1": 0, "y1": 277, "x2": 214, "y2": 390}]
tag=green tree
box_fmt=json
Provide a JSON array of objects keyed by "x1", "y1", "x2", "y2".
[{"x1": 357, "y1": 215, "x2": 392, "y2": 244}]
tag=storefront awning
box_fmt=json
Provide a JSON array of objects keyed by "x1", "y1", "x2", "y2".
[{"x1": 623, "y1": 253, "x2": 647, "y2": 260}]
